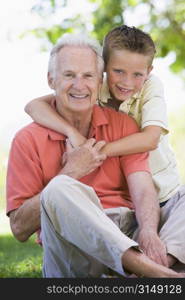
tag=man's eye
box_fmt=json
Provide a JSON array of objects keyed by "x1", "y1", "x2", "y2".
[
  {"x1": 85, "y1": 74, "x2": 93, "y2": 78},
  {"x1": 114, "y1": 69, "x2": 123, "y2": 74},
  {"x1": 65, "y1": 73, "x2": 73, "y2": 77}
]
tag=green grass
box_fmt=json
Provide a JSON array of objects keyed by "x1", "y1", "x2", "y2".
[{"x1": 0, "y1": 233, "x2": 42, "y2": 278}]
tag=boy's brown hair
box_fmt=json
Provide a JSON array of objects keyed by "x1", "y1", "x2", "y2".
[{"x1": 103, "y1": 25, "x2": 156, "y2": 66}]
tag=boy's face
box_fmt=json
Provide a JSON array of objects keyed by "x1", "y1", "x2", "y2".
[{"x1": 106, "y1": 49, "x2": 153, "y2": 102}]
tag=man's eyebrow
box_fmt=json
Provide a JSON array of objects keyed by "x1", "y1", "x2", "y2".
[
  {"x1": 84, "y1": 71, "x2": 96, "y2": 74},
  {"x1": 62, "y1": 70, "x2": 96, "y2": 75},
  {"x1": 63, "y1": 70, "x2": 74, "y2": 72}
]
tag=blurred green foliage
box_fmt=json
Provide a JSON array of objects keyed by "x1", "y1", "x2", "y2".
[
  {"x1": 27, "y1": 0, "x2": 185, "y2": 76},
  {"x1": 169, "y1": 106, "x2": 185, "y2": 183},
  {"x1": 0, "y1": 151, "x2": 6, "y2": 211}
]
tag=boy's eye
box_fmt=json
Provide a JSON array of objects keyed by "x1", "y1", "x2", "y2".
[{"x1": 134, "y1": 73, "x2": 143, "y2": 77}]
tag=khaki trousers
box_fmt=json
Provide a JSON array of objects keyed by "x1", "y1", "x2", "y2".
[{"x1": 40, "y1": 175, "x2": 185, "y2": 277}]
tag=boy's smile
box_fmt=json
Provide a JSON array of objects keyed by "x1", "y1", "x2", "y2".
[{"x1": 106, "y1": 49, "x2": 153, "y2": 102}]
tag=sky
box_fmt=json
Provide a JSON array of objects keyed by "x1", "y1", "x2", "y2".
[{"x1": 0, "y1": 0, "x2": 185, "y2": 152}]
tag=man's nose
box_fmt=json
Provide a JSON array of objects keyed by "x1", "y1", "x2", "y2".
[{"x1": 72, "y1": 77, "x2": 84, "y2": 90}]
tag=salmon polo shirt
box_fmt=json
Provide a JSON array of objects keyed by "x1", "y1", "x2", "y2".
[{"x1": 6, "y1": 105, "x2": 150, "y2": 215}]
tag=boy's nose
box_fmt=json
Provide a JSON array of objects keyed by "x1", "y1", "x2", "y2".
[{"x1": 121, "y1": 74, "x2": 133, "y2": 86}]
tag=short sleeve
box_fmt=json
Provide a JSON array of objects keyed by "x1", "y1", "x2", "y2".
[
  {"x1": 140, "y1": 74, "x2": 169, "y2": 135},
  {"x1": 6, "y1": 130, "x2": 44, "y2": 215}
]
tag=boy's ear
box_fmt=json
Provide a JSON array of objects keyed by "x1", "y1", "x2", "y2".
[
  {"x1": 146, "y1": 65, "x2": 153, "y2": 79},
  {"x1": 47, "y1": 72, "x2": 55, "y2": 89},
  {"x1": 147, "y1": 65, "x2": 153, "y2": 74}
]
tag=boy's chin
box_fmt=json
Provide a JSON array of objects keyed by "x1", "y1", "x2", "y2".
[
  {"x1": 114, "y1": 92, "x2": 134, "y2": 102},
  {"x1": 115, "y1": 96, "x2": 129, "y2": 102}
]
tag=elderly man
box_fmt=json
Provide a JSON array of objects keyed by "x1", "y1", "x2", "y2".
[{"x1": 6, "y1": 34, "x2": 185, "y2": 278}]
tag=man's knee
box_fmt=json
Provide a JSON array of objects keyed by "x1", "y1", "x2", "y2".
[
  {"x1": 41, "y1": 174, "x2": 100, "y2": 215},
  {"x1": 41, "y1": 175, "x2": 73, "y2": 207}
]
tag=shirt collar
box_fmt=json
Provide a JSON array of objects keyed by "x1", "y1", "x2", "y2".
[
  {"x1": 48, "y1": 129, "x2": 66, "y2": 141},
  {"x1": 91, "y1": 104, "x2": 109, "y2": 127},
  {"x1": 48, "y1": 104, "x2": 108, "y2": 141}
]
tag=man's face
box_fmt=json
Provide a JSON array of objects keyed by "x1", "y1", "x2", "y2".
[
  {"x1": 106, "y1": 49, "x2": 152, "y2": 102},
  {"x1": 49, "y1": 46, "x2": 102, "y2": 115}
]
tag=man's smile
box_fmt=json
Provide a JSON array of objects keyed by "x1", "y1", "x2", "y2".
[{"x1": 69, "y1": 93, "x2": 89, "y2": 99}]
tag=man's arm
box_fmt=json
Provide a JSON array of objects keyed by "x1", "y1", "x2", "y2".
[
  {"x1": 9, "y1": 194, "x2": 41, "y2": 242},
  {"x1": 9, "y1": 138, "x2": 106, "y2": 242},
  {"x1": 127, "y1": 171, "x2": 168, "y2": 267}
]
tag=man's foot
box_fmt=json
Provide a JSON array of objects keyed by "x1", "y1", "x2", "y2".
[{"x1": 122, "y1": 248, "x2": 185, "y2": 278}]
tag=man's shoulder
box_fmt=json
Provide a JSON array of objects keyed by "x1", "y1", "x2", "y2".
[
  {"x1": 99, "y1": 105, "x2": 137, "y2": 124},
  {"x1": 95, "y1": 105, "x2": 139, "y2": 140},
  {"x1": 13, "y1": 122, "x2": 49, "y2": 142}
]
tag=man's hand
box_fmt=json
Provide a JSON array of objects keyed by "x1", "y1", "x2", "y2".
[
  {"x1": 137, "y1": 228, "x2": 168, "y2": 267},
  {"x1": 127, "y1": 172, "x2": 168, "y2": 267},
  {"x1": 61, "y1": 138, "x2": 107, "y2": 179}
]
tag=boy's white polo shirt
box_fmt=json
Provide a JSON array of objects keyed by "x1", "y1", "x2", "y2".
[{"x1": 100, "y1": 73, "x2": 181, "y2": 203}]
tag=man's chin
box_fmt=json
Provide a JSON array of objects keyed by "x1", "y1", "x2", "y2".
[{"x1": 70, "y1": 103, "x2": 94, "y2": 113}]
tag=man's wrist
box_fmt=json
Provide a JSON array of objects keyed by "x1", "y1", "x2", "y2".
[
  {"x1": 58, "y1": 167, "x2": 79, "y2": 180},
  {"x1": 139, "y1": 227, "x2": 158, "y2": 235}
]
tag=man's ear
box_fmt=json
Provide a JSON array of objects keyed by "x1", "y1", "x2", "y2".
[
  {"x1": 47, "y1": 72, "x2": 55, "y2": 89},
  {"x1": 98, "y1": 81, "x2": 103, "y2": 100},
  {"x1": 100, "y1": 75, "x2": 103, "y2": 85}
]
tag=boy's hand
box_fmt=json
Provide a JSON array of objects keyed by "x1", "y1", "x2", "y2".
[{"x1": 68, "y1": 129, "x2": 87, "y2": 148}]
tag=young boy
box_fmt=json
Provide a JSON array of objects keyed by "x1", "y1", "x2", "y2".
[{"x1": 25, "y1": 25, "x2": 181, "y2": 205}]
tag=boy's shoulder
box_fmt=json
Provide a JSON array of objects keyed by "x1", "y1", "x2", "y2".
[
  {"x1": 139, "y1": 73, "x2": 164, "y2": 102},
  {"x1": 143, "y1": 73, "x2": 164, "y2": 90}
]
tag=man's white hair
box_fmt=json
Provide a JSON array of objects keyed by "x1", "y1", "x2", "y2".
[{"x1": 48, "y1": 33, "x2": 104, "y2": 78}]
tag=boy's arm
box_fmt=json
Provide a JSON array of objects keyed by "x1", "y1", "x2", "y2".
[
  {"x1": 25, "y1": 95, "x2": 86, "y2": 147},
  {"x1": 102, "y1": 75, "x2": 167, "y2": 157},
  {"x1": 101, "y1": 125, "x2": 162, "y2": 157}
]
